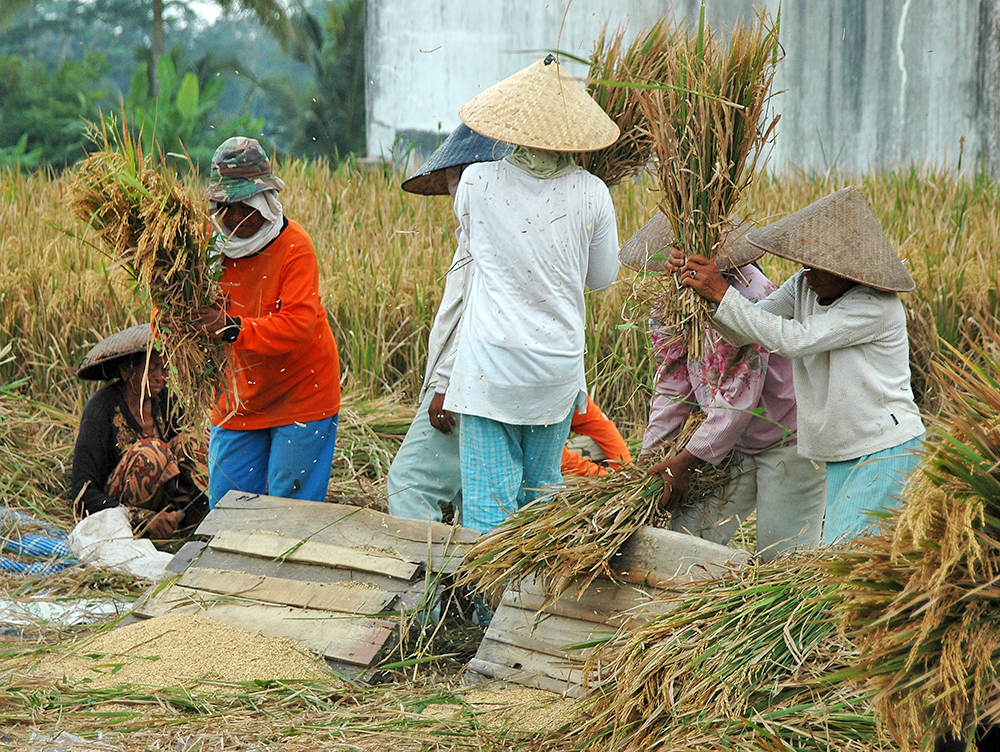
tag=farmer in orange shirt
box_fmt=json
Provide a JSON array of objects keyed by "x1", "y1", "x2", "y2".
[{"x1": 187, "y1": 137, "x2": 341, "y2": 507}]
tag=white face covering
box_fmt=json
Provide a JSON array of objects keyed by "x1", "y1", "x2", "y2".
[{"x1": 211, "y1": 190, "x2": 285, "y2": 259}]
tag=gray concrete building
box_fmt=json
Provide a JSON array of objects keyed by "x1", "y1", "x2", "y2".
[{"x1": 365, "y1": 0, "x2": 1000, "y2": 175}]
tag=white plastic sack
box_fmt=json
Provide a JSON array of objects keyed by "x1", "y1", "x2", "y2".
[{"x1": 67, "y1": 507, "x2": 173, "y2": 581}]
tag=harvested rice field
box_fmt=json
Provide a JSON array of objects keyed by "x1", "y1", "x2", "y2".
[{"x1": 3, "y1": 29, "x2": 1000, "y2": 742}]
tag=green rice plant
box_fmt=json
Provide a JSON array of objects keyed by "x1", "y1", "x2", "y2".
[{"x1": 639, "y1": 3, "x2": 781, "y2": 359}]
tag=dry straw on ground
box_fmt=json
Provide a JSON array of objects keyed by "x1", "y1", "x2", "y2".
[
  {"x1": 66, "y1": 118, "x2": 234, "y2": 429},
  {"x1": 457, "y1": 414, "x2": 737, "y2": 602},
  {"x1": 639, "y1": 6, "x2": 780, "y2": 359}
]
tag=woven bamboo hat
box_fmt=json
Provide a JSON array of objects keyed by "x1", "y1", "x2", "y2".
[
  {"x1": 459, "y1": 55, "x2": 619, "y2": 153},
  {"x1": 77, "y1": 324, "x2": 153, "y2": 381},
  {"x1": 619, "y1": 212, "x2": 763, "y2": 273},
  {"x1": 746, "y1": 186, "x2": 914, "y2": 292},
  {"x1": 401, "y1": 123, "x2": 514, "y2": 195}
]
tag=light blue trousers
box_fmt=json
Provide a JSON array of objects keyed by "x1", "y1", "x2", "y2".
[
  {"x1": 822, "y1": 434, "x2": 925, "y2": 544},
  {"x1": 458, "y1": 411, "x2": 573, "y2": 534},
  {"x1": 386, "y1": 390, "x2": 463, "y2": 524},
  {"x1": 208, "y1": 414, "x2": 339, "y2": 508}
]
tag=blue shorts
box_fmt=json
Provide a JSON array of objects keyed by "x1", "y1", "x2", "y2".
[{"x1": 208, "y1": 414, "x2": 339, "y2": 508}]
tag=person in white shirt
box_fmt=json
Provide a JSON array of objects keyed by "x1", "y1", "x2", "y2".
[
  {"x1": 443, "y1": 55, "x2": 621, "y2": 535},
  {"x1": 670, "y1": 186, "x2": 925, "y2": 544}
]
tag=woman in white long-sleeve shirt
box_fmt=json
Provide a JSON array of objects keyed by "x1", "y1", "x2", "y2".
[
  {"x1": 444, "y1": 55, "x2": 621, "y2": 535},
  {"x1": 672, "y1": 186, "x2": 925, "y2": 544}
]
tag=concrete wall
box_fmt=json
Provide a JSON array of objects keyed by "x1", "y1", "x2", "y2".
[{"x1": 366, "y1": 0, "x2": 1000, "y2": 175}]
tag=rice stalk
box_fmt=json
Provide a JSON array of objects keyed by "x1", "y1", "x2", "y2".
[
  {"x1": 639, "y1": 4, "x2": 780, "y2": 359},
  {"x1": 65, "y1": 115, "x2": 234, "y2": 431},
  {"x1": 827, "y1": 320, "x2": 1000, "y2": 750},
  {"x1": 456, "y1": 413, "x2": 737, "y2": 602},
  {"x1": 573, "y1": 553, "x2": 892, "y2": 752},
  {"x1": 576, "y1": 19, "x2": 681, "y2": 187}
]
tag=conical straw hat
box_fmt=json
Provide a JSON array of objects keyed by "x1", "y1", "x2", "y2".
[
  {"x1": 77, "y1": 323, "x2": 153, "y2": 381},
  {"x1": 619, "y1": 212, "x2": 763, "y2": 273},
  {"x1": 401, "y1": 123, "x2": 513, "y2": 196},
  {"x1": 459, "y1": 55, "x2": 620, "y2": 153},
  {"x1": 745, "y1": 186, "x2": 915, "y2": 292}
]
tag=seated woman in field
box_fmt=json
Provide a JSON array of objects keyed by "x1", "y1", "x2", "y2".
[
  {"x1": 671, "y1": 186, "x2": 925, "y2": 545},
  {"x1": 70, "y1": 323, "x2": 207, "y2": 540}
]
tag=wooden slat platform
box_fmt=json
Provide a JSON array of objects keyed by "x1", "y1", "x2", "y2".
[
  {"x1": 135, "y1": 491, "x2": 479, "y2": 679},
  {"x1": 465, "y1": 526, "x2": 749, "y2": 696}
]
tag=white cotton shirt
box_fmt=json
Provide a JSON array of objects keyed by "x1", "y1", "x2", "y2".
[
  {"x1": 711, "y1": 270, "x2": 924, "y2": 462},
  {"x1": 419, "y1": 228, "x2": 473, "y2": 402},
  {"x1": 444, "y1": 160, "x2": 620, "y2": 425}
]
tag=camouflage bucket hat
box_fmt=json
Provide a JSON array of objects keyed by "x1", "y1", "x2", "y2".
[{"x1": 206, "y1": 137, "x2": 285, "y2": 204}]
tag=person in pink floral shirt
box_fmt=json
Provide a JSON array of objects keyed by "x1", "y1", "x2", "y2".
[{"x1": 622, "y1": 214, "x2": 826, "y2": 562}]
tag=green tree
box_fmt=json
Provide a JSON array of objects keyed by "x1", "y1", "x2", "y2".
[
  {"x1": 268, "y1": 0, "x2": 365, "y2": 160},
  {"x1": 0, "y1": 51, "x2": 107, "y2": 168},
  {"x1": 0, "y1": 0, "x2": 294, "y2": 93}
]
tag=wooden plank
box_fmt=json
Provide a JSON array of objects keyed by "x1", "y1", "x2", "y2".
[
  {"x1": 166, "y1": 541, "x2": 205, "y2": 573},
  {"x1": 208, "y1": 530, "x2": 422, "y2": 581},
  {"x1": 507, "y1": 575, "x2": 671, "y2": 627},
  {"x1": 466, "y1": 658, "x2": 584, "y2": 699},
  {"x1": 183, "y1": 547, "x2": 432, "y2": 611},
  {"x1": 177, "y1": 568, "x2": 398, "y2": 615},
  {"x1": 133, "y1": 592, "x2": 395, "y2": 667},
  {"x1": 483, "y1": 602, "x2": 615, "y2": 662},
  {"x1": 611, "y1": 526, "x2": 750, "y2": 587},
  {"x1": 196, "y1": 493, "x2": 477, "y2": 573},
  {"x1": 472, "y1": 638, "x2": 584, "y2": 687}
]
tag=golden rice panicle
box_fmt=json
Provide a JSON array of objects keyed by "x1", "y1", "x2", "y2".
[
  {"x1": 829, "y1": 322, "x2": 1000, "y2": 749},
  {"x1": 637, "y1": 5, "x2": 780, "y2": 359},
  {"x1": 456, "y1": 413, "x2": 735, "y2": 603},
  {"x1": 66, "y1": 116, "x2": 229, "y2": 427},
  {"x1": 579, "y1": 18, "x2": 681, "y2": 187}
]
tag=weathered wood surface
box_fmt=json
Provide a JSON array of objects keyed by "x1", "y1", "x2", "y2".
[
  {"x1": 177, "y1": 567, "x2": 399, "y2": 614},
  {"x1": 136, "y1": 590, "x2": 393, "y2": 666},
  {"x1": 197, "y1": 492, "x2": 477, "y2": 574},
  {"x1": 466, "y1": 525, "x2": 748, "y2": 694},
  {"x1": 181, "y1": 546, "x2": 434, "y2": 611},
  {"x1": 208, "y1": 530, "x2": 423, "y2": 581}
]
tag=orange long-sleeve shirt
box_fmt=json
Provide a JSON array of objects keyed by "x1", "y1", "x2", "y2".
[
  {"x1": 210, "y1": 219, "x2": 341, "y2": 430},
  {"x1": 561, "y1": 395, "x2": 632, "y2": 477}
]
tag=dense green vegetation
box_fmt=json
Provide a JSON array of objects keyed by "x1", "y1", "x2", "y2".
[{"x1": 0, "y1": 0, "x2": 366, "y2": 170}]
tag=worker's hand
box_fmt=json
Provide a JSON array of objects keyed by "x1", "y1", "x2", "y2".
[
  {"x1": 679, "y1": 255, "x2": 730, "y2": 304},
  {"x1": 647, "y1": 449, "x2": 703, "y2": 512},
  {"x1": 146, "y1": 508, "x2": 185, "y2": 539},
  {"x1": 665, "y1": 248, "x2": 687, "y2": 275},
  {"x1": 428, "y1": 391, "x2": 456, "y2": 435},
  {"x1": 187, "y1": 307, "x2": 230, "y2": 340}
]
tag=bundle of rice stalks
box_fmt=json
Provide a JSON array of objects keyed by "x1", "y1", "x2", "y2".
[
  {"x1": 457, "y1": 414, "x2": 737, "y2": 602},
  {"x1": 827, "y1": 322, "x2": 1000, "y2": 750},
  {"x1": 66, "y1": 117, "x2": 232, "y2": 427},
  {"x1": 576, "y1": 19, "x2": 681, "y2": 187},
  {"x1": 573, "y1": 554, "x2": 891, "y2": 752},
  {"x1": 639, "y1": 4, "x2": 780, "y2": 358}
]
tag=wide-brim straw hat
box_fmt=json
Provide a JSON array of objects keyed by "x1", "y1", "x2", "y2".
[
  {"x1": 459, "y1": 55, "x2": 620, "y2": 153},
  {"x1": 619, "y1": 212, "x2": 764, "y2": 273},
  {"x1": 401, "y1": 123, "x2": 514, "y2": 195},
  {"x1": 77, "y1": 323, "x2": 153, "y2": 381},
  {"x1": 745, "y1": 186, "x2": 915, "y2": 292}
]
